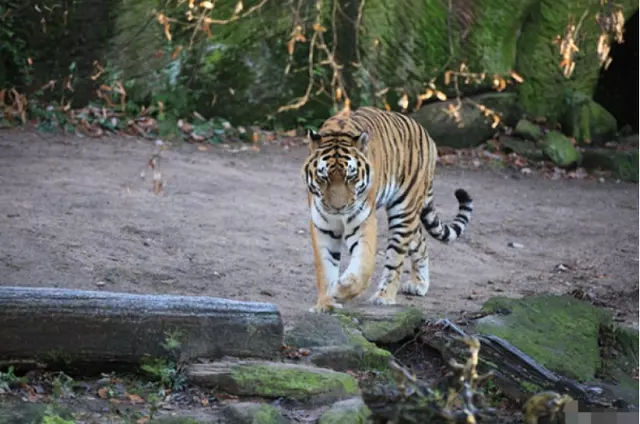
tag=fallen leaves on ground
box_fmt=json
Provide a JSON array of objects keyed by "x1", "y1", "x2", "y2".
[{"x1": 280, "y1": 344, "x2": 312, "y2": 360}]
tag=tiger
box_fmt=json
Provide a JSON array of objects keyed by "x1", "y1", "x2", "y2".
[{"x1": 301, "y1": 106, "x2": 474, "y2": 313}]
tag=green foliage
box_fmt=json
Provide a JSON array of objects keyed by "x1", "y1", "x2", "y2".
[
  {"x1": 0, "y1": 366, "x2": 25, "y2": 391},
  {"x1": 42, "y1": 410, "x2": 76, "y2": 424},
  {"x1": 0, "y1": 2, "x2": 32, "y2": 88},
  {"x1": 140, "y1": 330, "x2": 186, "y2": 391},
  {"x1": 140, "y1": 357, "x2": 186, "y2": 392}
]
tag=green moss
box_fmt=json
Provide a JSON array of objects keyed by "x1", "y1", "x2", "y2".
[
  {"x1": 318, "y1": 398, "x2": 371, "y2": 424},
  {"x1": 561, "y1": 94, "x2": 617, "y2": 143},
  {"x1": 477, "y1": 295, "x2": 612, "y2": 382},
  {"x1": 336, "y1": 315, "x2": 393, "y2": 370},
  {"x1": 230, "y1": 364, "x2": 358, "y2": 401},
  {"x1": 466, "y1": 0, "x2": 538, "y2": 74},
  {"x1": 580, "y1": 148, "x2": 639, "y2": 182},
  {"x1": 359, "y1": 307, "x2": 423, "y2": 344},
  {"x1": 516, "y1": 0, "x2": 639, "y2": 121},
  {"x1": 540, "y1": 131, "x2": 581, "y2": 167},
  {"x1": 514, "y1": 119, "x2": 543, "y2": 141},
  {"x1": 253, "y1": 405, "x2": 287, "y2": 424},
  {"x1": 318, "y1": 404, "x2": 370, "y2": 424},
  {"x1": 362, "y1": 0, "x2": 457, "y2": 96},
  {"x1": 598, "y1": 324, "x2": 639, "y2": 395}
]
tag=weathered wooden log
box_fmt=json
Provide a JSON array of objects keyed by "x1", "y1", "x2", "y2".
[
  {"x1": 421, "y1": 324, "x2": 629, "y2": 410},
  {"x1": 0, "y1": 287, "x2": 283, "y2": 369}
]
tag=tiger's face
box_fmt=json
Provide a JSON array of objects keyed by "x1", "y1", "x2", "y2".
[{"x1": 302, "y1": 129, "x2": 372, "y2": 214}]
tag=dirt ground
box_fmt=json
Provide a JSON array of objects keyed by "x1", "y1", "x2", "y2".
[{"x1": 0, "y1": 128, "x2": 638, "y2": 329}]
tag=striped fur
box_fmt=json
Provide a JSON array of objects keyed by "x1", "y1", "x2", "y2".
[{"x1": 302, "y1": 106, "x2": 473, "y2": 313}]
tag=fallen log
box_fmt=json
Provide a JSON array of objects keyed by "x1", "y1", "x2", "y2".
[
  {"x1": 421, "y1": 322, "x2": 633, "y2": 411},
  {"x1": 0, "y1": 287, "x2": 283, "y2": 370}
]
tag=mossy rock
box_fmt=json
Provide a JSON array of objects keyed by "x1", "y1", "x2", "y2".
[
  {"x1": 410, "y1": 92, "x2": 519, "y2": 148},
  {"x1": 580, "y1": 148, "x2": 639, "y2": 182},
  {"x1": 562, "y1": 94, "x2": 618, "y2": 144},
  {"x1": 222, "y1": 402, "x2": 290, "y2": 424},
  {"x1": 597, "y1": 324, "x2": 639, "y2": 407},
  {"x1": 464, "y1": 0, "x2": 540, "y2": 75},
  {"x1": 539, "y1": 131, "x2": 581, "y2": 167},
  {"x1": 500, "y1": 136, "x2": 544, "y2": 161},
  {"x1": 318, "y1": 397, "x2": 371, "y2": 424},
  {"x1": 475, "y1": 294, "x2": 612, "y2": 382},
  {"x1": 0, "y1": 402, "x2": 73, "y2": 424},
  {"x1": 515, "y1": 0, "x2": 639, "y2": 122},
  {"x1": 148, "y1": 417, "x2": 207, "y2": 424},
  {"x1": 284, "y1": 312, "x2": 392, "y2": 372},
  {"x1": 187, "y1": 360, "x2": 359, "y2": 405},
  {"x1": 513, "y1": 119, "x2": 543, "y2": 141},
  {"x1": 337, "y1": 305, "x2": 424, "y2": 344}
]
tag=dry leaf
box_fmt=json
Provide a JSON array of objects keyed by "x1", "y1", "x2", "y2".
[
  {"x1": 312, "y1": 23, "x2": 327, "y2": 33},
  {"x1": 137, "y1": 418, "x2": 150, "y2": 424},
  {"x1": 97, "y1": 387, "x2": 109, "y2": 399},
  {"x1": 509, "y1": 70, "x2": 524, "y2": 83},
  {"x1": 234, "y1": 1, "x2": 243, "y2": 15},
  {"x1": 126, "y1": 392, "x2": 144, "y2": 404},
  {"x1": 398, "y1": 93, "x2": 409, "y2": 111},
  {"x1": 197, "y1": 145, "x2": 209, "y2": 151},
  {"x1": 200, "y1": 1, "x2": 214, "y2": 9},
  {"x1": 435, "y1": 90, "x2": 447, "y2": 101}
]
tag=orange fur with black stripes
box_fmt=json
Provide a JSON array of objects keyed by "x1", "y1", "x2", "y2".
[{"x1": 301, "y1": 106, "x2": 473, "y2": 313}]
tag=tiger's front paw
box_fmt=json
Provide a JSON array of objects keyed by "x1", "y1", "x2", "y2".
[
  {"x1": 329, "y1": 273, "x2": 365, "y2": 300},
  {"x1": 308, "y1": 296, "x2": 343, "y2": 314}
]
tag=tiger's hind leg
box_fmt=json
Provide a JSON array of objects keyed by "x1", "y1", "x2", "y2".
[
  {"x1": 402, "y1": 226, "x2": 430, "y2": 297},
  {"x1": 369, "y1": 207, "x2": 420, "y2": 306}
]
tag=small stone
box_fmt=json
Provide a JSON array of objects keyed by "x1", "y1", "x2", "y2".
[
  {"x1": 508, "y1": 242, "x2": 524, "y2": 248},
  {"x1": 513, "y1": 119, "x2": 543, "y2": 141},
  {"x1": 318, "y1": 397, "x2": 371, "y2": 424},
  {"x1": 223, "y1": 402, "x2": 290, "y2": 424},
  {"x1": 95, "y1": 281, "x2": 106, "y2": 287},
  {"x1": 521, "y1": 167, "x2": 532, "y2": 175},
  {"x1": 540, "y1": 131, "x2": 581, "y2": 167}
]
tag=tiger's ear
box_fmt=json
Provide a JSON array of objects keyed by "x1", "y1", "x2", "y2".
[
  {"x1": 355, "y1": 131, "x2": 370, "y2": 152},
  {"x1": 306, "y1": 128, "x2": 322, "y2": 150}
]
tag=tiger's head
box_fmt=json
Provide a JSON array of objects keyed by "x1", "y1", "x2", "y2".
[{"x1": 301, "y1": 128, "x2": 372, "y2": 215}]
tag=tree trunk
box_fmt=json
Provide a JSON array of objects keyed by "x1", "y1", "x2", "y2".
[{"x1": 0, "y1": 287, "x2": 283, "y2": 370}]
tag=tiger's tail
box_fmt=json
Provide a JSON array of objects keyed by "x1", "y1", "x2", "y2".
[{"x1": 420, "y1": 186, "x2": 473, "y2": 244}]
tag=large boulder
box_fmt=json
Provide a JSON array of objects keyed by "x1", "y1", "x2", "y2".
[
  {"x1": 580, "y1": 148, "x2": 639, "y2": 182},
  {"x1": 475, "y1": 295, "x2": 610, "y2": 382},
  {"x1": 561, "y1": 94, "x2": 618, "y2": 144},
  {"x1": 411, "y1": 92, "x2": 518, "y2": 148},
  {"x1": 515, "y1": 0, "x2": 639, "y2": 122}
]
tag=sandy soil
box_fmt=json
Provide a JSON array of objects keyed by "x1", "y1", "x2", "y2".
[{"x1": 0, "y1": 128, "x2": 638, "y2": 328}]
